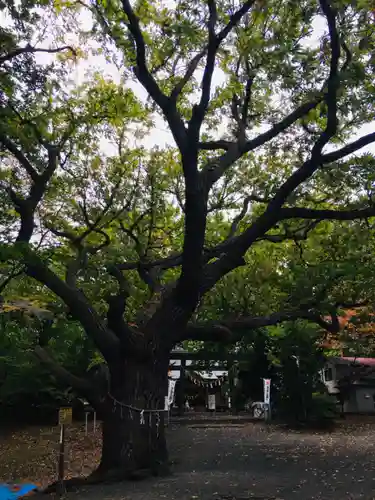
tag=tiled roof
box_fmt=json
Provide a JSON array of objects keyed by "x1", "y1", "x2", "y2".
[{"x1": 340, "y1": 357, "x2": 375, "y2": 366}]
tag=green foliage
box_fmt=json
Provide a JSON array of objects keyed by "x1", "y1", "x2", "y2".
[
  {"x1": 269, "y1": 322, "x2": 327, "y2": 423},
  {"x1": 1, "y1": 0, "x2": 375, "y2": 431},
  {"x1": 197, "y1": 218, "x2": 375, "y2": 329},
  {"x1": 308, "y1": 392, "x2": 338, "y2": 425},
  {"x1": 222, "y1": 321, "x2": 336, "y2": 425},
  {"x1": 0, "y1": 315, "x2": 93, "y2": 422}
]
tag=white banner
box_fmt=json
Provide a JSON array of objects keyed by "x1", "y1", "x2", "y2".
[
  {"x1": 208, "y1": 394, "x2": 216, "y2": 410},
  {"x1": 263, "y1": 378, "x2": 271, "y2": 405},
  {"x1": 167, "y1": 379, "x2": 176, "y2": 408}
]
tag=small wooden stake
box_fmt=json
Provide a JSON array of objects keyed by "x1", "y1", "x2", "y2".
[{"x1": 57, "y1": 423, "x2": 66, "y2": 496}]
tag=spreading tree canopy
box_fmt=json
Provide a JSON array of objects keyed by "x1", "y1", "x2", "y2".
[{"x1": 1, "y1": 0, "x2": 375, "y2": 483}]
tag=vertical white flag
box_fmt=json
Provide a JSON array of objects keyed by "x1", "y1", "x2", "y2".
[
  {"x1": 208, "y1": 394, "x2": 216, "y2": 410},
  {"x1": 167, "y1": 379, "x2": 176, "y2": 408},
  {"x1": 263, "y1": 378, "x2": 271, "y2": 405}
]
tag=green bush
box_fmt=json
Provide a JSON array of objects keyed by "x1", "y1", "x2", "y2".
[
  {"x1": 0, "y1": 317, "x2": 95, "y2": 423},
  {"x1": 307, "y1": 392, "x2": 339, "y2": 425}
]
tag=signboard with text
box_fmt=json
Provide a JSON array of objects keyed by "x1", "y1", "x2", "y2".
[{"x1": 58, "y1": 407, "x2": 72, "y2": 425}]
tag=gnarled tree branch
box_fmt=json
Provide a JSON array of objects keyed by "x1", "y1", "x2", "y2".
[
  {"x1": 260, "y1": 0, "x2": 340, "y2": 211},
  {"x1": 181, "y1": 300, "x2": 367, "y2": 343},
  {"x1": 201, "y1": 1, "x2": 347, "y2": 190},
  {"x1": 280, "y1": 206, "x2": 375, "y2": 221},
  {"x1": 24, "y1": 251, "x2": 119, "y2": 362},
  {"x1": 106, "y1": 265, "x2": 133, "y2": 341},
  {"x1": 34, "y1": 345, "x2": 94, "y2": 395},
  {"x1": 0, "y1": 44, "x2": 75, "y2": 65},
  {"x1": 321, "y1": 131, "x2": 375, "y2": 164},
  {"x1": 259, "y1": 220, "x2": 321, "y2": 243},
  {"x1": 189, "y1": 0, "x2": 256, "y2": 138},
  {"x1": 0, "y1": 133, "x2": 39, "y2": 182},
  {"x1": 120, "y1": 0, "x2": 187, "y2": 150}
]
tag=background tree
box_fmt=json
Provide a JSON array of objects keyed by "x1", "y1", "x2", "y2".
[
  {"x1": 267, "y1": 321, "x2": 332, "y2": 424},
  {"x1": 0, "y1": 314, "x2": 92, "y2": 423},
  {"x1": 1, "y1": 0, "x2": 375, "y2": 485}
]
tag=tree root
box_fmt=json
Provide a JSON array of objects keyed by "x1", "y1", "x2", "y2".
[
  {"x1": 151, "y1": 460, "x2": 171, "y2": 477},
  {"x1": 41, "y1": 461, "x2": 172, "y2": 494},
  {"x1": 41, "y1": 474, "x2": 104, "y2": 494}
]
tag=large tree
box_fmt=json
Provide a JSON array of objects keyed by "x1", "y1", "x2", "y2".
[{"x1": 1, "y1": 0, "x2": 375, "y2": 483}]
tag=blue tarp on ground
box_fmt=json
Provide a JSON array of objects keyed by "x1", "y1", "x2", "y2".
[{"x1": 0, "y1": 484, "x2": 39, "y2": 500}]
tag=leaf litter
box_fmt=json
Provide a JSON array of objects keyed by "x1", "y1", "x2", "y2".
[
  {"x1": 0, "y1": 423, "x2": 101, "y2": 488},
  {"x1": 1, "y1": 418, "x2": 375, "y2": 499}
]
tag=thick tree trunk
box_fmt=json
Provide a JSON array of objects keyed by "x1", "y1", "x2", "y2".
[{"x1": 94, "y1": 355, "x2": 170, "y2": 480}]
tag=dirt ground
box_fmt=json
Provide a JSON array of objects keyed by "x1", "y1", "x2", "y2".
[
  {"x1": 63, "y1": 422, "x2": 375, "y2": 500},
  {"x1": 2, "y1": 418, "x2": 375, "y2": 500}
]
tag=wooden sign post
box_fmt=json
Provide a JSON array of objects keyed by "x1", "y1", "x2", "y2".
[
  {"x1": 57, "y1": 407, "x2": 72, "y2": 496},
  {"x1": 82, "y1": 400, "x2": 96, "y2": 436}
]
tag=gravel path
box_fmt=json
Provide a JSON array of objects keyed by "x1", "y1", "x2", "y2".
[{"x1": 63, "y1": 421, "x2": 375, "y2": 500}]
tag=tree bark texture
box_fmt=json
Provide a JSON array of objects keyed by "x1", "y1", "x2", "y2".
[{"x1": 95, "y1": 354, "x2": 170, "y2": 479}]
